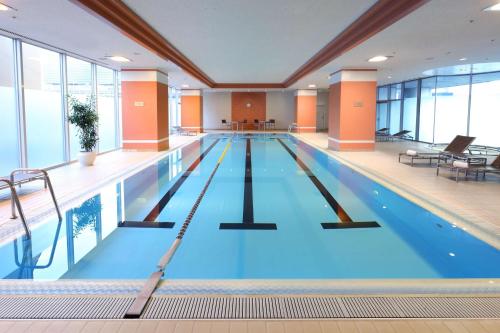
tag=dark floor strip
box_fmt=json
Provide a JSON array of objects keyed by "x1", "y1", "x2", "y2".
[
  {"x1": 321, "y1": 222, "x2": 381, "y2": 229},
  {"x1": 118, "y1": 221, "x2": 175, "y2": 228},
  {"x1": 143, "y1": 138, "x2": 221, "y2": 222},
  {"x1": 276, "y1": 138, "x2": 380, "y2": 229},
  {"x1": 220, "y1": 138, "x2": 277, "y2": 230}
]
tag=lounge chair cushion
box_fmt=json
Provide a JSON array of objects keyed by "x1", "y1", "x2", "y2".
[
  {"x1": 453, "y1": 160, "x2": 469, "y2": 168},
  {"x1": 406, "y1": 149, "x2": 417, "y2": 156}
]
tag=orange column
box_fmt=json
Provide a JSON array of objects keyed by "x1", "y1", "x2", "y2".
[
  {"x1": 328, "y1": 69, "x2": 377, "y2": 151},
  {"x1": 121, "y1": 70, "x2": 169, "y2": 151},
  {"x1": 295, "y1": 90, "x2": 317, "y2": 133},
  {"x1": 181, "y1": 90, "x2": 203, "y2": 133}
]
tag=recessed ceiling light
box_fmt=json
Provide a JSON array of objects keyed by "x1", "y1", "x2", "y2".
[
  {"x1": 387, "y1": 76, "x2": 392, "y2": 79},
  {"x1": 181, "y1": 84, "x2": 189, "y2": 88},
  {"x1": 368, "y1": 55, "x2": 389, "y2": 62},
  {"x1": 106, "y1": 56, "x2": 130, "y2": 62},
  {"x1": 0, "y1": 3, "x2": 9, "y2": 11},
  {"x1": 308, "y1": 84, "x2": 316, "y2": 88},
  {"x1": 484, "y1": 3, "x2": 500, "y2": 11},
  {"x1": 459, "y1": 57, "x2": 467, "y2": 61}
]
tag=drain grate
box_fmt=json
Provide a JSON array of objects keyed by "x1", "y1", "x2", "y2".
[
  {"x1": 141, "y1": 296, "x2": 500, "y2": 319},
  {"x1": 1, "y1": 295, "x2": 500, "y2": 319},
  {"x1": 0, "y1": 296, "x2": 134, "y2": 319}
]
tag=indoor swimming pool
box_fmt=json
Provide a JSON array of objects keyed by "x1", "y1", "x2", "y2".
[{"x1": 1, "y1": 133, "x2": 499, "y2": 280}]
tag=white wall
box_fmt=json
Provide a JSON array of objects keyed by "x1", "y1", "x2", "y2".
[
  {"x1": 202, "y1": 90, "x2": 296, "y2": 130},
  {"x1": 202, "y1": 91, "x2": 231, "y2": 129},
  {"x1": 266, "y1": 91, "x2": 295, "y2": 130}
]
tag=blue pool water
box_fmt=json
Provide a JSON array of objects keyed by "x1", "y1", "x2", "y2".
[{"x1": 1, "y1": 133, "x2": 499, "y2": 280}]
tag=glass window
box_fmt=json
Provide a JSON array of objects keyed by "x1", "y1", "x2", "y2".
[
  {"x1": 117, "y1": 71, "x2": 122, "y2": 147},
  {"x1": 376, "y1": 103, "x2": 388, "y2": 130},
  {"x1": 419, "y1": 77, "x2": 436, "y2": 142},
  {"x1": 433, "y1": 75, "x2": 469, "y2": 143},
  {"x1": 22, "y1": 43, "x2": 64, "y2": 168},
  {"x1": 377, "y1": 86, "x2": 388, "y2": 101},
  {"x1": 0, "y1": 36, "x2": 19, "y2": 176},
  {"x1": 169, "y1": 87, "x2": 181, "y2": 131},
  {"x1": 390, "y1": 83, "x2": 402, "y2": 100},
  {"x1": 389, "y1": 100, "x2": 401, "y2": 134},
  {"x1": 469, "y1": 72, "x2": 500, "y2": 146},
  {"x1": 96, "y1": 66, "x2": 116, "y2": 152},
  {"x1": 402, "y1": 80, "x2": 418, "y2": 137},
  {"x1": 67, "y1": 57, "x2": 92, "y2": 160}
]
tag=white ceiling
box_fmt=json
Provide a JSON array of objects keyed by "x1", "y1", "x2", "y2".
[
  {"x1": 123, "y1": 0, "x2": 377, "y2": 83},
  {"x1": 1, "y1": 0, "x2": 500, "y2": 90},
  {"x1": 0, "y1": 0, "x2": 207, "y2": 89},
  {"x1": 291, "y1": 0, "x2": 500, "y2": 89}
]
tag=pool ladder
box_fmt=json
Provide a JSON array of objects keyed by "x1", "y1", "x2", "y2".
[{"x1": 1, "y1": 169, "x2": 62, "y2": 239}]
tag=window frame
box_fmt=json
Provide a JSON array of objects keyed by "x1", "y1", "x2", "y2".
[{"x1": 0, "y1": 32, "x2": 122, "y2": 171}]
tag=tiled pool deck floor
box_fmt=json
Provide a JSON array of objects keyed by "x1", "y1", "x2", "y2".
[{"x1": 1, "y1": 319, "x2": 499, "y2": 333}]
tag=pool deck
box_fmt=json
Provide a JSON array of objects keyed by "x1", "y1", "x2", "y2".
[
  {"x1": 293, "y1": 132, "x2": 500, "y2": 249},
  {"x1": 0, "y1": 318, "x2": 499, "y2": 333}
]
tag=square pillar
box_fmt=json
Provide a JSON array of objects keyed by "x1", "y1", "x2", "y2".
[
  {"x1": 121, "y1": 70, "x2": 169, "y2": 151},
  {"x1": 328, "y1": 69, "x2": 377, "y2": 151},
  {"x1": 295, "y1": 90, "x2": 317, "y2": 133},
  {"x1": 181, "y1": 90, "x2": 203, "y2": 133}
]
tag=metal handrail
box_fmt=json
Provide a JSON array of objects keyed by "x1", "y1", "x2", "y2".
[
  {"x1": 13, "y1": 219, "x2": 62, "y2": 271},
  {"x1": 9, "y1": 169, "x2": 62, "y2": 222},
  {"x1": 0, "y1": 179, "x2": 31, "y2": 239}
]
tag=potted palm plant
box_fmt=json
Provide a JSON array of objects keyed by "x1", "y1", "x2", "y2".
[{"x1": 68, "y1": 96, "x2": 99, "y2": 166}]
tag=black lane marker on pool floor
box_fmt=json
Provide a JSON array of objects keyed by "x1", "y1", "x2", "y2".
[
  {"x1": 276, "y1": 138, "x2": 380, "y2": 229},
  {"x1": 142, "y1": 138, "x2": 221, "y2": 223},
  {"x1": 118, "y1": 221, "x2": 175, "y2": 228},
  {"x1": 220, "y1": 138, "x2": 277, "y2": 230}
]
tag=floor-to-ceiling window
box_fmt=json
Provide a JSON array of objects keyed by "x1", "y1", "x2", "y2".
[
  {"x1": 96, "y1": 66, "x2": 117, "y2": 152},
  {"x1": 433, "y1": 75, "x2": 469, "y2": 143},
  {"x1": 168, "y1": 87, "x2": 181, "y2": 132},
  {"x1": 0, "y1": 36, "x2": 19, "y2": 176},
  {"x1": 469, "y1": 72, "x2": 500, "y2": 147},
  {"x1": 418, "y1": 77, "x2": 436, "y2": 143},
  {"x1": 377, "y1": 69, "x2": 500, "y2": 147},
  {"x1": 67, "y1": 56, "x2": 93, "y2": 160},
  {"x1": 22, "y1": 43, "x2": 65, "y2": 168},
  {"x1": 376, "y1": 86, "x2": 388, "y2": 130},
  {"x1": 389, "y1": 84, "x2": 402, "y2": 134},
  {"x1": 402, "y1": 80, "x2": 418, "y2": 137},
  {"x1": 0, "y1": 33, "x2": 122, "y2": 172}
]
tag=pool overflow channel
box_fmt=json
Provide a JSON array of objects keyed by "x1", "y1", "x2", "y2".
[{"x1": 123, "y1": 135, "x2": 380, "y2": 318}]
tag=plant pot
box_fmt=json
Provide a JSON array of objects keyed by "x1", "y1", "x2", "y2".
[{"x1": 78, "y1": 151, "x2": 97, "y2": 166}]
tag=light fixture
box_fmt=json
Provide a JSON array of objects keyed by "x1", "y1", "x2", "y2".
[
  {"x1": 308, "y1": 84, "x2": 316, "y2": 88},
  {"x1": 106, "y1": 56, "x2": 130, "y2": 62},
  {"x1": 387, "y1": 76, "x2": 392, "y2": 79},
  {"x1": 484, "y1": 3, "x2": 500, "y2": 11},
  {"x1": 0, "y1": 3, "x2": 9, "y2": 11},
  {"x1": 459, "y1": 57, "x2": 467, "y2": 61},
  {"x1": 368, "y1": 55, "x2": 389, "y2": 62},
  {"x1": 181, "y1": 84, "x2": 189, "y2": 88}
]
